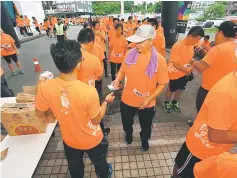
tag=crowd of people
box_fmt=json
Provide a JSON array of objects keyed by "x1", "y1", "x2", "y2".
[{"x1": 1, "y1": 14, "x2": 237, "y2": 178}]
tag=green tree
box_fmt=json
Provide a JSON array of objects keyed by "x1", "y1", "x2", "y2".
[
  {"x1": 124, "y1": 1, "x2": 134, "y2": 13},
  {"x1": 92, "y1": 1, "x2": 120, "y2": 15},
  {"x1": 154, "y1": 2, "x2": 162, "y2": 13},
  {"x1": 147, "y1": 2, "x2": 154, "y2": 13}
]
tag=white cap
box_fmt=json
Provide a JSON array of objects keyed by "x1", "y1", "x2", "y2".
[{"x1": 126, "y1": 25, "x2": 156, "y2": 43}]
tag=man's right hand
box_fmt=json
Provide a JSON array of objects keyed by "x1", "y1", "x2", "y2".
[
  {"x1": 112, "y1": 80, "x2": 120, "y2": 90},
  {"x1": 105, "y1": 92, "x2": 115, "y2": 103}
]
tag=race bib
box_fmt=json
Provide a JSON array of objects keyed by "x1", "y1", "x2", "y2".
[
  {"x1": 184, "y1": 64, "x2": 191, "y2": 68},
  {"x1": 1, "y1": 44, "x2": 13, "y2": 51},
  {"x1": 133, "y1": 88, "x2": 149, "y2": 97},
  {"x1": 112, "y1": 53, "x2": 123, "y2": 57}
]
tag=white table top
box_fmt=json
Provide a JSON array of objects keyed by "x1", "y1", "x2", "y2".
[{"x1": 0, "y1": 97, "x2": 57, "y2": 178}]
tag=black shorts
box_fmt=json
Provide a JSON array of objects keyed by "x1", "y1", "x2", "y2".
[
  {"x1": 175, "y1": 142, "x2": 201, "y2": 178},
  {"x1": 169, "y1": 75, "x2": 188, "y2": 92},
  {"x1": 196, "y1": 86, "x2": 209, "y2": 112},
  {"x1": 19, "y1": 27, "x2": 25, "y2": 31},
  {"x1": 3, "y1": 54, "x2": 18, "y2": 64}
]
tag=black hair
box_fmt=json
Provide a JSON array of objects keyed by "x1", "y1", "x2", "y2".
[
  {"x1": 204, "y1": 35, "x2": 210, "y2": 40},
  {"x1": 83, "y1": 23, "x2": 92, "y2": 29},
  {"x1": 187, "y1": 26, "x2": 205, "y2": 37},
  {"x1": 113, "y1": 18, "x2": 119, "y2": 22},
  {"x1": 57, "y1": 18, "x2": 61, "y2": 21},
  {"x1": 121, "y1": 18, "x2": 124, "y2": 21},
  {"x1": 77, "y1": 28, "x2": 95, "y2": 44},
  {"x1": 142, "y1": 18, "x2": 147, "y2": 22},
  {"x1": 218, "y1": 21, "x2": 237, "y2": 38},
  {"x1": 91, "y1": 21, "x2": 99, "y2": 28},
  {"x1": 148, "y1": 18, "x2": 158, "y2": 29},
  {"x1": 128, "y1": 16, "x2": 132, "y2": 20},
  {"x1": 134, "y1": 27, "x2": 139, "y2": 31},
  {"x1": 115, "y1": 23, "x2": 123, "y2": 34},
  {"x1": 137, "y1": 20, "x2": 141, "y2": 23},
  {"x1": 50, "y1": 40, "x2": 82, "y2": 74},
  {"x1": 20, "y1": 15, "x2": 23, "y2": 18}
]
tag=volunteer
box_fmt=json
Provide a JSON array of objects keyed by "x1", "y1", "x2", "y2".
[
  {"x1": 35, "y1": 40, "x2": 114, "y2": 178},
  {"x1": 124, "y1": 16, "x2": 136, "y2": 37},
  {"x1": 0, "y1": 28, "x2": 24, "y2": 76},
  {"x1": 52, "y1": 16, "x2": 58, "y2": 38},
  {"x1": 43, "y1": 19, "x2": 49, "y2": 37},
  {"x1": 187, "y1": 21, "x2": 237, "y2": 126},
  {"x1": 32, "y1": 17, "x2": 41, "y2": 34},
  {"x1": 194, "y1": 152, "x2": 237, "y2": 178},
  {"x1": 16, "y1": 15, "x2": 26, "y2": 36},
  {"x1": 77, "y1": 28, "x2": 111, "y2": 136},
  {"x1": 112, "y1": 25, "x2": 169, "y2": 151},
  {"x1": 201, "y1": 35, "x2": 211, "y2": 49},
  {"x1": 108, "y1": 18, "x2": 119, "y2": 60},
  {"x1": 109, "y1": 23, "x2": 128, "y2": 82},
  {"x1": 148, "y1": 18, "x2": 166, "y2": 57},
  {"x1": 172, "y1": 70, "x2": 237, "y2": 178},
  {"x1": 24, "y1": 15, "x2": 32, "y2": 33},
  {"x1": 92, "y1": 21, "x2": 108, "y2": 77},
  {"x1": 163, "y1": 26, "x2": 204, "y2": 113},
  {"x1": 1, "y1": 67, "x2": 14, "y2": 97},
  {"x1": 55, "y1": 18, "x2": 67, "y2": 43}
]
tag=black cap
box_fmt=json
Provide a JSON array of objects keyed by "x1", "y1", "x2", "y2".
[
  {"x1": 218, "y1": 21, "x2": 237, "y2": 38},
  {"x1": 128, "y1": 16, "x2": 132, "y2": 20}
]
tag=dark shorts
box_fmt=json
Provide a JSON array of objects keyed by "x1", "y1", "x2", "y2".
[
  {"x1": 169, "y1": 75, "x2": 189, "y2": 92},
  {"x1": 196, "y1": 86, "x2": 209, "y2": 112},
  {"x1": 57, "y1": 35, "x2": 65, "y2": 42},
  {"x1": 3, "y1": 54, "x2": 18, "y2": 64},
  {"x1": 19, "y1": 27, "x2": 25, "y2": 31},
  {"x1": 175, "y1": 142, "x2": 201, "y2": 178}
]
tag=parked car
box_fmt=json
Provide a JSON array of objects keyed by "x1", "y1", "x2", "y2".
[{"x1": 204, "y1": 21, "x2": 214, "y2": 28}]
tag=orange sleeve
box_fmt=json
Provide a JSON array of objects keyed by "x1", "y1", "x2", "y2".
[
  {"x1": 169, "y1": 43, "x2": 180, "y2": 62},
  {"x1": 8, "y1": 35, "x2": 15, "y2": 44},
  {"x1": 161, "y1": 35, "x2": 166, "y2": 48},
  {"x1": 86, "y1": 88, "x2": 102, "y2": 120},
  {"x1": 207, "y1": 92, "x2": 236, "y2": 130},
  {"x1": 35, "y1": 83, "x2": 50, "y2": 112},
  {"x1": 156, "y1": 55, "x2": 169, "y2": 84},
  {"x1": 94, "y1": 57, "x2": 103, "y2": 78},
  {"x1": 202, "y1": 46, "x2": 219, "y2": 65},
  {"x1": 99, "y1": 48, "x2": 105, "y2": 61}
]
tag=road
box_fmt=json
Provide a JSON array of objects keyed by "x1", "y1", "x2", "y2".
[{"x1": 2, "y1": 25, "x2": 201, "y2": 124}]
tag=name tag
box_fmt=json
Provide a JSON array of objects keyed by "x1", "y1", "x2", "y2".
[
  {"x1": 113, "y1": 53, "x2": 123, "y2": 57},
  {"x1": 184, "y1": 64, "x2": 191, "y2": 67},
  {"x1": 133, "y1": 88, "x2": 149, "y2": 97}
]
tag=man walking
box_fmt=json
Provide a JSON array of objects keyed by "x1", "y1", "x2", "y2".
[
  {"x1": 55, "y1": 18, "x2": 67, "y2": 43},
  {"x1": 113, "y1": 25, "x2": 169, "y2": 151}
]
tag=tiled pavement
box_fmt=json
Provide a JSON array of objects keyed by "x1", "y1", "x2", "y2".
[{"x1": 32, "y1": 120, "x2": 237, "y2": 178}]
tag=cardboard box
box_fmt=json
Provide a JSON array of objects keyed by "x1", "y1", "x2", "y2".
[
  {"x1": 23, "y1": 86, "x2": 36, "y2": 95},
  {"x1": 46, "y1": 109, "x2": 56, "y2": 123},
  {"x1": 1, "y1": 103, "x2": 48, "y2": 136},
  {"x1": 0, "y1": 135, "x2": 9, "y2": 161},
  {"x1": 16, "y1": 93, "x2": 35, "y2": 103}
]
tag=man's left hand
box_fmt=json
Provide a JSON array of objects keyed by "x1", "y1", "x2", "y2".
[{"x1": 139, "y1": 97, "x2": 152, "y2": 110}]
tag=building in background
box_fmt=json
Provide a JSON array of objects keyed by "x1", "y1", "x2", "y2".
[{"x1": 43, "y1": 1, "x2": 93, "y2": 18}]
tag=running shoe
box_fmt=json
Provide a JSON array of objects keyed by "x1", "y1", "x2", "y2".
[
  {"x1": 163, "y1": 101, "x2": 172, "y2": 113},
  {"x1": 12, "y1": 72, "x2": 16, "y2": 76},
  {"x1": 187, "y1": 120, "x2": 194, "y2": 127},
  {"x1": 171, "y1": 101, "x2": 181, "y2": 113},
  {"x1": 108, "y1": 163, "x2": 113, "y2": 178},
  {"x1": 20, "y1": 70, "x2": 24, "y2": 74},
  {"x1": 141, "y1": 139, "x2": 149, "y2": 151},
  {"x1": 126, "y1": 134, "x2": 133, "y2": 144},
  {"x1": 103, "y1": 127, "x2": 110, "y2": 135}
]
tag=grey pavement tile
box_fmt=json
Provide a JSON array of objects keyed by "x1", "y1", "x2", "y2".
[
  {"x1": 60, "y1": 166, "x2": 68, "y2": 174},
  {"x1": 161, "y1": 146, "x2": 169, "y2": 153},
  {"x1": 123, "y1": 170, "x2": 131, "y2": 178},
  {"x1": 164, "y1": 175, "x2": 172, "y2": 178},
  {"x1": 121, "y1": 156, "x2": 129, "y2": 162},
  {"x1": 161, "y1": 167, "x2": 170, "y2": 175},
  {"x1": 135, "y1": 148, "x2": 142, "y2": 155},
  {"x1": 44, "y1": 167, "x2": 53, "y2": 174},
  {"x1": 57, "y1": 152, "x2": 65, "y2": 159},
  {"x1": 51, "y1": 166, "x2": 61, "y2": 174},
  {"x1": 138, "y1": 169, "x2": 147, "y2": 177},
  {"x1": 144, "y1": 161, "x2": 153, "y2": 168},
  {"x1": 62, "y1": 159, "x2": 68, "y2": 166},
  {"x1": 129, "y1": 155, "x2": 136, "y2": 162},
  {"x1": 135, "y1": 155, "x2": 143, "y2": 161},
  {"x1": 114, "y1": 150, "x2": 121, "y2": 156},
  {"x1": 137, "y1": 162, "x2": 145, "y2": 169},
  {"x1": 152, "y1": 160, "x2": 160, "y2": 168},
  {"x1": 39, "y1": 160, "x2": 48, "y2": 167},
  {"x1": 148, "y1": 147, "x2": 156, "y2": 154},
  {"x1": 166, "y1": 159, "x2": 174, "y2": 166},
  {"x1": 50, "y1": 175, "x2": 58, "y2": 178},
  {"x1": 169, "y1": 166, "x2": 173, "y2": 174},
  {"x1": 155, "y1": 147, "x2": 162, "y2": 153},
  {"x1": 107, "y1": 157, "x2": 114, "y2": 163},
  {"x1": 131, "y1": 169, "x2": 139, "y2": 177},
  {"x1": 55, "y1": 159, "x2": 63, "y2": 166},
  {"x1": 143, "y1": 154, "x2": 151, "y2": 161},
  {"x1": 115, "y1": 156, "x2": 122, "y2": 163},
  {"x1": 50, "y1": 153, "x2": 58, "y2": 159},
  {"x1": 155, "y1": 176, "x2": 164, "y2": 178},
  {"x1": 107, "y1": 150, "x2": 114, "y2": 157},
  {"x1": 115, "y1": 162, "x2": 122, "y2": 171},
  {"x1": 150, "y1": 154, "x2": 157, "y2": 160},
  {"x1": 121, "y1": 149, "x2": 128, "y2": 156},
  {"x1": 90, "y1": 172, "x2": 97, "y2": 178},
  {"x1": 58, "y1": 174, "x2": 67, "y2": 178},
  {"x1": 36, "y1": 167, "x2": 46, "y2": 174},
  {"x1": 122, "y1": 162, "x2": 130, "y2": 170},
  {"x1": 146, "y1": 168, "x2": 155, "y2": 176},
  {"x1": 66, "y1": 174, "x2": 71, "y2": 178},
  {"x1": 42, "y1": 153, "x2": 51, "y2": 160},
  {"x1": 47, "y1": 160, "x2": 56, "y2": 167},
  {"x1": 85, "y1": 165, "x2": 92, "y2": 172},
  {"x1": 159, "y1": 160, "x2": 167, "y2": 167},
  {"x1": 170, "y1": 152, "x2": 177, "y2": 159},
  {"x1": 154, "y1": 167, "x2": 163, "y2": 175},
  {"x1": 45, "y1": 146, "x2": 54, "y2": 153},
  {"x1": 115, "y1": 170, "x2": 123, "y2": 178},
  {"x1": 130, "y1": 162, "x2": 137, "y2": 169},
  {"x1": 163, "y1": 153, "x2": 171, "y2": 159},
  {"x1": 33, "y1": 176, "x2": 42, "y2": 178},
  {"x1": 157, "y1": 153, "x2": 165, "y2": 159},
  {"x1": 42, "y1": 175, "x2": 50, "y2": 178}
]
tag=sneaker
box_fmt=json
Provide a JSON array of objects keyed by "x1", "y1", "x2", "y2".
[
  {"x1": 19, "y1": 70, "x2": 24, "y2": 74},
  {"x1": 12, "y1": 72, "x2": 16, "y2": 76},
  {"x1": 103, "y1": 127, "x2": 110, "y2": 135},
  {"x1": 171, "y1": 101, "x2": 181, "y2": 112},
  {"x1": 163, "y1": 101, "x2": 172, "y2": 113},
  {"x1": 126, "y1": 134, "x2": 133, "y2": 144},
  {"x1": 141, "y1": 139, "x2": 149, "y2": 151},
  {"x1": 108, "y1": 163, "x2": 113, "y2": 178},
  {"x1": 187, "y1": 120, "x2": 194, "y2": 127}
]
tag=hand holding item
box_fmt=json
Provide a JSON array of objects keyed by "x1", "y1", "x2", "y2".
[
  {"x1": 111, "y1": 80, "x2": 120, "y2": 90},
  {"x1": 105, "y1": 92, "x2": 115, "y2": 103},
  {"x1": 139, "y1": 97, "x2": 152, "y2": 110}
]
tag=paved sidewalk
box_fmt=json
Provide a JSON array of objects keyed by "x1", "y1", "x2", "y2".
[{"x1": 32, "y1": 120, "x2": 237, "y2": 178}]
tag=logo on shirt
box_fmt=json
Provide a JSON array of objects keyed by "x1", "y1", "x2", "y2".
[
  {"x1": 168, "y1": 63, "x2": 179, "y2": 72},
  {"x1": 87, "y1": 121, "x2": 101, "y2": 136},
  {"x1": 60, "y1": 90, "x2": 70, "y2": 115},
  {"x1": 194, "y1": 124, "x2": 214, "y2": 148}
]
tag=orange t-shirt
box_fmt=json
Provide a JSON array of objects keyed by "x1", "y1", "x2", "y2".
[
  {"x1": 120, "y1": 51, "x2": 169, "y2": 107},
  {"x1": 33, "y1": 20, "x2": 39, "y2": 27},
  {"x1": 77, "y1": 50, "x2": 103, "y2": 87},
  {"x1": 201, "y1": 41, "x2": 237, "y2": 90},
  {"x1": 194, "y1": 152, "x2": 237, "y2": 178},
  {"x1": 125, "y1": 23, "x2": 137, "y2": 37},
  {"x1": 47, "y1": 20, "x2": 51, "y2": 28},
  {"x1": 0, "y1": 34, "x2": 16, "y2": 56},
  {"x1": 157, "y1": 25, "x2": 164, "y2": 35},
  {"x1": 100, "y1": 22, "x2": 107, "y2": 33},
  {"x1": 153, "y1": 29, "x2": 166, "y2": 57},
  {"x1": 65, "y1": 18, "x2": 69, "y2": 24},
  {"x1": 127, "y1": 42, "x2": 136, "y2": 49},
  {"x1": 186, "y1": 72, "x2": 237, "y2": 160},
  {"x1": 24, "y1": 18, "x2": 30, "y2": 26},
  {"x1": 110, "y1": 35, "x2": 128, "y2": 64},
  {"x1": 168, "y1": 40, "x2": 194, "y2": 80},
  {"x1": 201, "y1": 41, "x2": 211, "y2": 49},
  {"x1": 91, "y1": 43, "x2": 105, "y2": 62},
  {"x1": 17, "y1": 18, "x2": 25, "y2": 27},
  {"x1": 35, "y1": 78, "x2": 103, "y2": 149},
  {"x1": 108, "y1": 26, "x2": 115, "y2": 39},
  {"x1": 95, "y1": 32, "x2": 106, "y2": 52}
]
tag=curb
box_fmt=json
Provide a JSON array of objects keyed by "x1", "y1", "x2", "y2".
[{"x1": 20, "y1": 33, "x2": 47, "y2": 44}]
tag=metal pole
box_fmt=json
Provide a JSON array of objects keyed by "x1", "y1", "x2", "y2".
[{"x1": 121, "y1": 0, "x2": 124, "y2": 15}]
